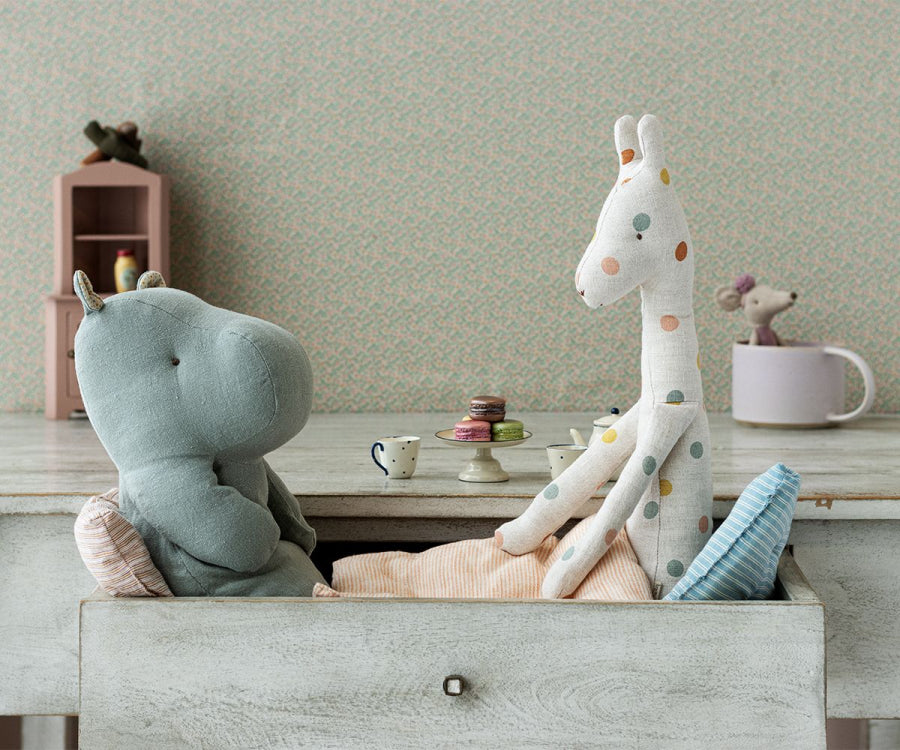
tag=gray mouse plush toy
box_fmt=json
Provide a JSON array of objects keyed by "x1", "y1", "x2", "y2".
[{"x1": 715, "y1": 273, "x2": 797, "y2": 346}]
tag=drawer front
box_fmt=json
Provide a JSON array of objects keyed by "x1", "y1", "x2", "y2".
[{"x1": 80, "y1": 583, "x2": 824, "y2": 748}]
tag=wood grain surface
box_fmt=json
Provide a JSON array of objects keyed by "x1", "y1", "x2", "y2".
[
  {"x1": 2, "y1": 413, "x2": 898, "y2": 520},
  {"x1": 80, "y1": 557, "x2": 824, "y2": 749}
]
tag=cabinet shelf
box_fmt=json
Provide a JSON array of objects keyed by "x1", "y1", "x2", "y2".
[
  {"x1": 47, "y1": 161, "x2": 170, "y2": 419},
  {"x1": 75, "y1": 234, "x2": 149, "y2": 241}
]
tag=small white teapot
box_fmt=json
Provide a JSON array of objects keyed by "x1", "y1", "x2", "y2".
[{"x1": 570, "y1": 408, "x2": 625, "y2": 481}]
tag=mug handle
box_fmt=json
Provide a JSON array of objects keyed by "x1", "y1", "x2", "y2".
[
  {"x1": 370, "y1": 442, "x2": 388, "y2": 475},
  {"x1": 823, "y1": 346, "x2": 876, "y2": 423}
]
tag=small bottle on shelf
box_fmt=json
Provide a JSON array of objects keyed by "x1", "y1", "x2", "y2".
[{"x1": 114, "y1": 249, "x2": 139, "y2": 292}]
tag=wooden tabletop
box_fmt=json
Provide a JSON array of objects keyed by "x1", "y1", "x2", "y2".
[{"x1": 1, "y1": 413, "x2": 897, "y2": 520}]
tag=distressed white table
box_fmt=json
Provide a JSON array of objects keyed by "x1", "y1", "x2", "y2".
[{"x1": 1, "y1": 412, "x2": 898, "y2": 722}]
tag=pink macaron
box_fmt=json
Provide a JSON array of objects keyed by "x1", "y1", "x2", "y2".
[{"x1": 454, "y1": 419, "x2": 491, "y2": 441}]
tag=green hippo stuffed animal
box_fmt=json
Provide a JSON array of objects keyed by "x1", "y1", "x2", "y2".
[{"x1": 73, "y1": 270, "x2": 326, "y2": 596}]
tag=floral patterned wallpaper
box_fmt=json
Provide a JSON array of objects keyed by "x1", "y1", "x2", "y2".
[{"x1": 1, "y1": 1, "x2": 897, "y2": 413}]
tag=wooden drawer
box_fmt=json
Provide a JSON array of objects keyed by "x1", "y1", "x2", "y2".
[{"x1": 79, "y1": 554, "x2": 825, "y2": 749}]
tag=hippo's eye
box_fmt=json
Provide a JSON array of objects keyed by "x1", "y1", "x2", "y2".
[{"x1": 171, "y1": 357, "x2": 180, "y2": 366}]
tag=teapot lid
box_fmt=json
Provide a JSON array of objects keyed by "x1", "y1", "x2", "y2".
[{"x1": 593, "y1": 407, "x2": 621, "y2": 427}]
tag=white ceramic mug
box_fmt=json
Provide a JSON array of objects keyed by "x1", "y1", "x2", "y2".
[
  {"x1": 732, "y1": 342, "x2": 875, "y2": 427},
  {"x1": 371, "y1": 436, "x2": 421, "y2": 478},
  {"x1": 547, "y1": 443, "x2": 588, "y2": 479}
]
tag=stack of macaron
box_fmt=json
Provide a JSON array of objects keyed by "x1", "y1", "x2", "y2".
[{"x1": 454, "y1": 396, "x2": 525, "y2": 441}]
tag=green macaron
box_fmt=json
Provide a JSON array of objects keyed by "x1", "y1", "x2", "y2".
[{"x1": 491, "y1": 419, "x2": 524, "y2": 441}]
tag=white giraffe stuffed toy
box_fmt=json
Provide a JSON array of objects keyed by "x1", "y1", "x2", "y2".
[{"x1": 496, "y1": 114, "x2": 712, "y2": 599}]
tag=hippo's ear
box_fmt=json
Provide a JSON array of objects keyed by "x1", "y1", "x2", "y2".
[
  {"x1": 137, "y1": 271, "x2": 167, "y2": 290},
  {"x1": 73, "y1": 271, "x2": 104, "y2": 314}
]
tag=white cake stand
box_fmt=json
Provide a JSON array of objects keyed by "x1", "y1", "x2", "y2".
[{"x1": 435, "y1": 429, "x2": 532, "y2": 482}]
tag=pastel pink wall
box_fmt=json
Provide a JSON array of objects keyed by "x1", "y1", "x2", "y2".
[{"x1": 1, "y1": 2, "x2": 897, "y2": 413}]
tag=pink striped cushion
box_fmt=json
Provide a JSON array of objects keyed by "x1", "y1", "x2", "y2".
[
  {"x1": 74, "y1": 488, "x2": 173, "y2": 597},
  {"x1": 313, "y1": 519, "x2": 652, "y2": 600}
]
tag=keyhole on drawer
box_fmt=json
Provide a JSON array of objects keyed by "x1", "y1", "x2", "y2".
[{"x1": 443, "y1": 675, "x2": 466, "y2": 696}]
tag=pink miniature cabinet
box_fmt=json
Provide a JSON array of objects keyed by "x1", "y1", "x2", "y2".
[{"x1": 44, "y1": 162, "x2": 169, "y2": 419}]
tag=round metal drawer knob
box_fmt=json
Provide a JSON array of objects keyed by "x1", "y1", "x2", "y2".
[
  {"x1": 442, "y1": 675, "x2": 466, "y2": 696},
  {"x1": 67, "y1": 349, "x2": 75, "y2": 359}
]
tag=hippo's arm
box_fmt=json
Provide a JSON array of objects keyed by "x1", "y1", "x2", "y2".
[
  {"x1": 264, "y1": 460, "x2": 317, "y2": 555},
  {"x1": 129, "y1": 458, "x2": 281, "y2": 573}
]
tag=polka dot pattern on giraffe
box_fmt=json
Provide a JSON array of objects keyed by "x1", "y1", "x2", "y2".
[
  {"x1": 601, "y1": 257, "x2": 619, "y2": 275},
  {"x1": 660, "y1": 315, "x2": 680, "y2": 332}
]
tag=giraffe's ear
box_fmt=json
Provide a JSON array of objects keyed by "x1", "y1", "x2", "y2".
[
  {"x1": 637, "y1": 114, "x2": 666, "y2": 167},
  {"x1": 614, "y1": 115, "x2": 642, "y2": 168}
]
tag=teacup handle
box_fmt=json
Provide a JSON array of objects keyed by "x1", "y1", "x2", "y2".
[
  {"x1": 824, "y1": 346, "x2": 876, "y2": 423},
  {"x1": 370, "y1": 442, "x2": 388, "y2": 475}
]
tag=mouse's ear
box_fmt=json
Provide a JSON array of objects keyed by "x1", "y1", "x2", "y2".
[
  {"x1": 714, "y1": 285, "x2": 742, "y2": 312},
  {"x1": 137, "y1": 271, "x2": 167, "y2": 289},
  {"x1": 74, "y1": 271, "x2": 104, "y2": 314}
]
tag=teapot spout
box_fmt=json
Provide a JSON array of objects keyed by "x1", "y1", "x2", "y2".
[{"x1": 569, "y1": 428, "x2": 588, "y2": 447}]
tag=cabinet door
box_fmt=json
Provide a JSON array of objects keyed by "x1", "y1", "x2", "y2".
[{"x1": 65, "y1": 308, "x2": 83, "y2": 399}]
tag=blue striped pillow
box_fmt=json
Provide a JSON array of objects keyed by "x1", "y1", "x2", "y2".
[{"x1": 664, "y1": 463, "x2": 800, "y2": 601}]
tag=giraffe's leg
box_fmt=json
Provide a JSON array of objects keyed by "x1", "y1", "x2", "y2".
[
  {"x1": 495, "y1": 403, "x2": 640, "y2": 556},
  {"x1": 541, "y1": 401, "x2": 700, "y2": 598},
  {"x1": 627, "y1": 414, "x2": 712, "y2": 596}
]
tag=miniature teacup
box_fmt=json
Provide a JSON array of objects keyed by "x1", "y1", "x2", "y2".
[
  {"x1": 547, "y1": 443, "x2": 588, "y2": 479},
  {"x1": 371, "y1": 436, "x2": 421, "y2": 478},
  {"x1": 732, "y1": 342, "x2": 875, "y2": 427}
]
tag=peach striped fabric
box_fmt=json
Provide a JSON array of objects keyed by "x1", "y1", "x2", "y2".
[
  {"x1": 74, "y1": 488, "x2": 173, "y2": 597},
  {"x1": 313, "y1": 520, "x2": 653, "y2": 600}
]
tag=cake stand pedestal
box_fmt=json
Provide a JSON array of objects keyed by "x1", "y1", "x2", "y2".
[{"x1": 435, "y1": 429, "x2": 532, "y2": 483}]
